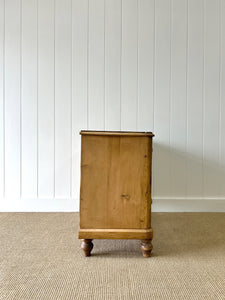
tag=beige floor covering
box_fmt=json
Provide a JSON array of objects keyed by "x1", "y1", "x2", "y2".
[{"x1": 0, "y1": 213, "x2": 224, "y2": 300}]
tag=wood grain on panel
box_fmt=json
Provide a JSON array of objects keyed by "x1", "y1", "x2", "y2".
[
  {"x1": 80, "y1": 134, "x2": 152, "y2": 229},
  {"x1": 79, "y1": 228, "x2": 153, "y2": 240},
  {"x1": 80, "y1": 131, "x2": 154, "y2": 137}
]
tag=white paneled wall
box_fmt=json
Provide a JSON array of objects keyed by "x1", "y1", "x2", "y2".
[{"x1": 0, "y1": 0, "x2": 225, "y2": 212}]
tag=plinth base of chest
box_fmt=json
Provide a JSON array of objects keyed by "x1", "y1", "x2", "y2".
[{"x1": 78, "y1": 228, "x2": 153, "y2": 240}]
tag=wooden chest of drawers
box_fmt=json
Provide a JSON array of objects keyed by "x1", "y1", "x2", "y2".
[{"x1": 78, "y1": 131, "x2": 154, "y2": 257}]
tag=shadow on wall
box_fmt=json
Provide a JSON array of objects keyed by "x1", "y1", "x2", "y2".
[{"x1": 152, "y1": 142, "x2": 225, "y2": 199}]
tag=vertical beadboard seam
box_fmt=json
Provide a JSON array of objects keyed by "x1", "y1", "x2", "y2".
[
  {"x1": 120, "y1": 0, "x2": 123, "y2": 130},
  {"x1": 3, "y1": 0, "x2": 5, "y2": 197},
  {"x1": 53, "y1": 0, "x2": 56, "y2": 198},
  {"x1": 70, "y1": 0, "x2": 73, "y2": 198},
  {"x1": 153, "y1": 0, "x2": 155, "y2": 133},
  {"x1": 185, "y1": 0, "x2": 189, "y2": 198},
  {"x1": 136, "y1": 0, "x2": 139, "y2": 131},
  {"x1": 219, "y1": 0, "x2": 222, "y2": 164},
  {"x1": 202, "y1": 0, "x2": 205, "y2": 198},
  {"x1": 37, "y1": 0, "x2": 39, "y2": 198},
  {"x1": 169, "y1": 0, "x2": 172, "y2": 197},
  {"x1": 219, "y1": 0, "x2": 222, "y2": 196},
  {"x1": 20, "y1": 0, "x2": 22, "y2": 198},
  {"x1": 87, "y1": 0, "x2": 89, "y2": 130},
  {"x1": 151, "y1": 0, "x2": 156, "y2": 199},
  {"x1": 103, "y1": 0, "x2": 106, "y2": 130},
  {"x1": 169, "y1": 0, "x2": 172, "y2": 149}
]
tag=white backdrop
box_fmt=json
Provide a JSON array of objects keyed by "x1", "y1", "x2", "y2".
[{"x1": 0, "y1": 0, "x2": 225, "y2": 212}]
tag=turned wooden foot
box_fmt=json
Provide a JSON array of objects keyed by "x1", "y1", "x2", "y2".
[
  {"x1": 140, "y1": 239, "x2": 153, "y2": 257},
  {"x1": 81, "y1": 239, "x2": 93, "y2": 257}
]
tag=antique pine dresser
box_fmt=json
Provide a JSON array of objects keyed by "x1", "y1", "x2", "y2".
[{"x1": 78, "y1": 131, "x2": 154, "y2": 257}]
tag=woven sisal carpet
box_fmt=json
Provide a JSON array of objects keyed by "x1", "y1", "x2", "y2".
[{"x1": 0, "y1": 213, "x2": 224, "y2": 299}]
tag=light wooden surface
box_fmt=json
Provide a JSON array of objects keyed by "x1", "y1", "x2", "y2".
[
  {"x1": 79, "y1": 228, "x2": 153, "y2": 240},
  {"x1": 80, "y1": 130, "x2": 154, "y2": 137},
  {"x1": 79, "y1": 134, "x2": 153, "y2": 230}
]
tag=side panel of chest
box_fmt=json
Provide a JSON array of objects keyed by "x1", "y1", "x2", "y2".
[{"x1": 80, "y1": 135, "x2": 152, "y2": 229}]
